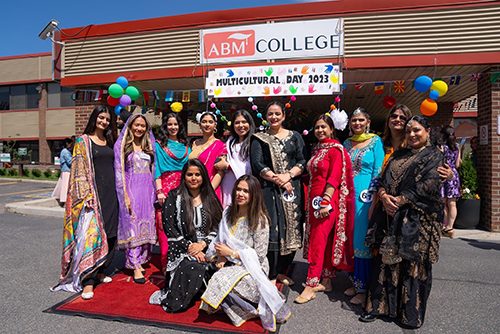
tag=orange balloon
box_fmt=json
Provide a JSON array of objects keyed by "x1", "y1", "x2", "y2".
[
  {"x1": 420, "y1": 98, "x2": 438, "y2": 116},
  {"x1": 285, "y1": 103, "x2": 291, "y2": 109}
]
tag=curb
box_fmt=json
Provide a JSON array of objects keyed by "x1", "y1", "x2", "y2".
[
  {"x1": 0, "y1": 177, "x2": 57, "y2": 185},
  {"x1": 5, "y1": 198, "x2": 64, "y2": 218}
]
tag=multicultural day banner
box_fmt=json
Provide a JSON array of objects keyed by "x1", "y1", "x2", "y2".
[{"x1": 205, "y1": 63, "x2": 342, "y2": 98}]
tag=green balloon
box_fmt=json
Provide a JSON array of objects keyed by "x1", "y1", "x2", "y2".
[
  {"x1": 125, "y1": 86, "x2": 140, "y2": 101},
  {"x1": 108, "y1": 83, "x2": 124, "y2": 98}
]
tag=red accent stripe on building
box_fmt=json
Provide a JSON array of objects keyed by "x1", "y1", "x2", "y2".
[
  {"x1": 454, "y1": 112, "x2": 478, "y2": 118},
  {"x1": 0, "y1": 52, "x2": 51, "y2": 61}
]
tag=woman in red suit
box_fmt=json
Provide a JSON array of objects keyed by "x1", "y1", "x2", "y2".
[{"x1": 295, "y1": 114, "x2": 355, "y2": 304}]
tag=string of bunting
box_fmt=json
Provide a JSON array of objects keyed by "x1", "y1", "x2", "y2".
[{"x1": 73, "y1": 72, "x2": 500, "y2": 103}]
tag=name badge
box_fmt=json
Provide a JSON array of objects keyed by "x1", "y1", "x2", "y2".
[
  {"x1": 282, "y1": 190, "x2": 296, "y2": 202},
  {"x1": 311, "y1": 196, "x2": 323, "y2": 210},
  {"x1": 360, "y1": 189, "x2": 373, "y2": 203},
  {"x1": 139, "y1": 152, "x2": 151, "y2": 161}
]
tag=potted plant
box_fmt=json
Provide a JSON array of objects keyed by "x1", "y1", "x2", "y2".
[{"x1": 455, "y1": 153, "x2": 480, "y2": 229}]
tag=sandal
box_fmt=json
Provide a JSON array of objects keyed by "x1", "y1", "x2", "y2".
[
  {"x1": 350, "y1": 293, "x2": 366, "y2": 305},
  {"x1": 294, "y1": 293, "x2": 316, "y2": 304},
  {"x1": 344, "y1": 287, "x2": 356, "y2": 297},
  {"x1": 277, "y1": 274, "x2": 295, "y2": 286},
  {"x1": 442, "y1": 228, "x2": 455, "y2": 238}
]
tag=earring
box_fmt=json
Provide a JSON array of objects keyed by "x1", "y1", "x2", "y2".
[
  {"x1": 426, "y1": 137, "x2": 431, "y2": 146},
  {"x1": 214, "y1": 127, "x2": 218, "y2": 133},
  {"x1": 365, "y1": 125, "x2": 370, "y2": 134},
  {"x1": 349, "y1": 128, "x2": 353, "y2": 136}
]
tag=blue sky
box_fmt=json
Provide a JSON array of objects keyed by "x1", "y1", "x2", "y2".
[{"x1": 2, "y1": 0, "x2": 324, "y2": 57}]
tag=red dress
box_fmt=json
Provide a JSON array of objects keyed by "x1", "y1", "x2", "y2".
[{"x1": 303, "y1": 138, "x2": 355, "y2": 287}]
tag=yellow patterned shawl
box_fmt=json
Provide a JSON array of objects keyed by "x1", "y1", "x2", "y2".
[{"x1": 53, "y1": 135, "x2": 109, "y2": 292}]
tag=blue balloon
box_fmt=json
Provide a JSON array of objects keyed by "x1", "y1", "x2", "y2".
[
  {"x1": 116, "y1": 76, "x2": 128, "y2": 89},
  {"x1": 114, "y1": 105, "x2": 123, "y2": 116},
  {"x1": 414, "y1": 75, "x2": 433, "y2": 93},
  {"x1": 429, "y1": 89, "x2": 440, "y2": 101}
]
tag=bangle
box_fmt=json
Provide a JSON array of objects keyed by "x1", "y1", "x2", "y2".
[
  {"x1": 231, "y1": 250, "x2": 237, "y2": 258},
  {"x1": 323, "y1": 192, "x2": 332, "y2": 200},
  {"x1": 288, "y1": 171, "x2": 294, "y2": 179},
  {"x1": 156, "y1": 189, "x2": 164, "y2": 195}
]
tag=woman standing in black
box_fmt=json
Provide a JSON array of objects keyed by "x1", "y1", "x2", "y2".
[{"x1": 251, "y1": 101, "x2": 305, "y2": 285}]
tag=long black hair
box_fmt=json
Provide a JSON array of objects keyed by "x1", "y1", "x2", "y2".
[
  {"x1": 228, "y1": 109, "x2": 255, "y2": 160},
  {"x1": 157, "y1": 112, "x2": 187, "y2": 148},
  {"x1": 83, "y1": 105, "x2": 117, "y2": 148},
  {"x1": 441, "y1": 125, "x2": 458, "y2": 151},
  {"x1": 176, "y1": 159, "x2": 222, "y2": 237}
]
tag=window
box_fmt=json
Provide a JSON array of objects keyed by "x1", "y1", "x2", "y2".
[
  {"x1": 0, "y1": 87, "x2": 8, "y2": 110},
  {"x1": 47, "y1": 83, "x2": 60, "y2": 108},
  {"x1": 61, "y1": 86, "x2": 75, "y2": 107},
  {"x1": 26, "y1": 84, "x2": 39, "y2": 109},
  {"x1": 48, "y1": 83, "x2": 75, "y2": 108},
  {"x1": 9, "y1": 85, "x2": 27, "y2": 109}
]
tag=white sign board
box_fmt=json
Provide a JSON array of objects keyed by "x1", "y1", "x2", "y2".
[
  {"x1": 206, "y1": 63, "x2": 342, "y2": 98},
  {"x1": 480, "y1": 124, "x2": 488, "y2": 145},
  {"x1": 0, "y1": 153, "x2": 11, "y2": 163},
  {"x1": 200, "y1": 18, "x2": 343, "y2": 64}
]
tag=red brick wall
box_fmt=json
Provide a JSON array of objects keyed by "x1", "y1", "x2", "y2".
[
  {"x1": 477, "y1": 66, "x2": 500, "y2": 232},
  {"x1": 74, "y1": 100, "x2": 100, "y2": 135},
  {"x1": 38, "y1": 84, "x2": 51, "y2": 163}
]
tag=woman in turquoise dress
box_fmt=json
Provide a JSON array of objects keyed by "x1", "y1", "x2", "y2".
[{"x1": 343, "y1": 107, "x2": 384, "y2": 305}]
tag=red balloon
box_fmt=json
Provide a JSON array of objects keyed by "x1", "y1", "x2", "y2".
[
  {"x1": 383, "y1": 96, "x2": 396, "y2": 109},
  {"x1": 107, "y1": 95, "x2": 120, "y2": 107}
]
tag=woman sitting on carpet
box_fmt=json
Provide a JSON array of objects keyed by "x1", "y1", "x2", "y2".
[
  {"x1": 200, "y1": 175, "x2": 291, "y2": 332},
  {"x1": 150, "y1": 159, "x2": 222, "y2": 312}
]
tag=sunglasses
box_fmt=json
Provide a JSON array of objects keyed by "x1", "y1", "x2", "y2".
[{"x1": 389, "y1": 114, "x2": 407, "y2": 122}]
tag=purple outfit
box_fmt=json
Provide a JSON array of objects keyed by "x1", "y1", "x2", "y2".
[
  {"x1": 114, "y1": 115, "x2": 157, "y2": 269},
  {"x1": 441, "y1": 145, "x2": 461, "y2": 198}
]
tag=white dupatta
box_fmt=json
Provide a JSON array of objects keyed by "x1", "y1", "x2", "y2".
[{"x1": 206, "y1": 209, "x2": 284, "y2": 316}]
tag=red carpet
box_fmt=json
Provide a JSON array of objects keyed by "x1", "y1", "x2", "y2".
[{"x1": 45, "y1": 256, "x2": 288, "y2": 334}]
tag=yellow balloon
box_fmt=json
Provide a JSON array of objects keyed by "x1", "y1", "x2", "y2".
[
  {"x1": 430, "y1": 80, "x2": 448, "y2": 97},
  {"x1": 420, "y1": 98, "x2": 438, "y2": 116},
  {"x1": 170, "y1": 102, "x2": 183, "y2": 113}
]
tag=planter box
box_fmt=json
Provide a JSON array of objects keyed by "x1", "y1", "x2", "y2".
[{"x1": 455, "y1": 199, "x2": 480, "y2": 229}]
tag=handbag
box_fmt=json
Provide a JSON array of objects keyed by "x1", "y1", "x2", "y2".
[{"x1": 379, "y1": 211, "x2": 402, "y2": 265}]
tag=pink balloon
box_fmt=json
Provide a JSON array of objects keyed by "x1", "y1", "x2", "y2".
[{"x1": 119, "y1": 95, "x2": 131, "y2": 107}]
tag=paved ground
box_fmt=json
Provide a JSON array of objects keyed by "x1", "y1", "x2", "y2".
[
  {"x1": 0, "y1": 190, "x2": 499, "y2": 333},
  {"x1": 0, "y1": 179, "x2": 55, "y2": 212},
  {"x1": 2, "y1": 214, "x2": 499, "y2": 334}
]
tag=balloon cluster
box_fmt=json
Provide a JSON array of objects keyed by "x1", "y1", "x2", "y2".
[
  {"x1": 247, "y1": 97, "x2": 267, "y2": 129},
  {"x1": 107, "y1": 76, "x2": 140, "y2": 115},
  {"x1": 414, "y1": 75, "x2": 449, "y2": 116}
]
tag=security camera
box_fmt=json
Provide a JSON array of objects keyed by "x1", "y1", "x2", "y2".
[{"x1": 38, "y1": 20, "x2": 59, "y2": 40}]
